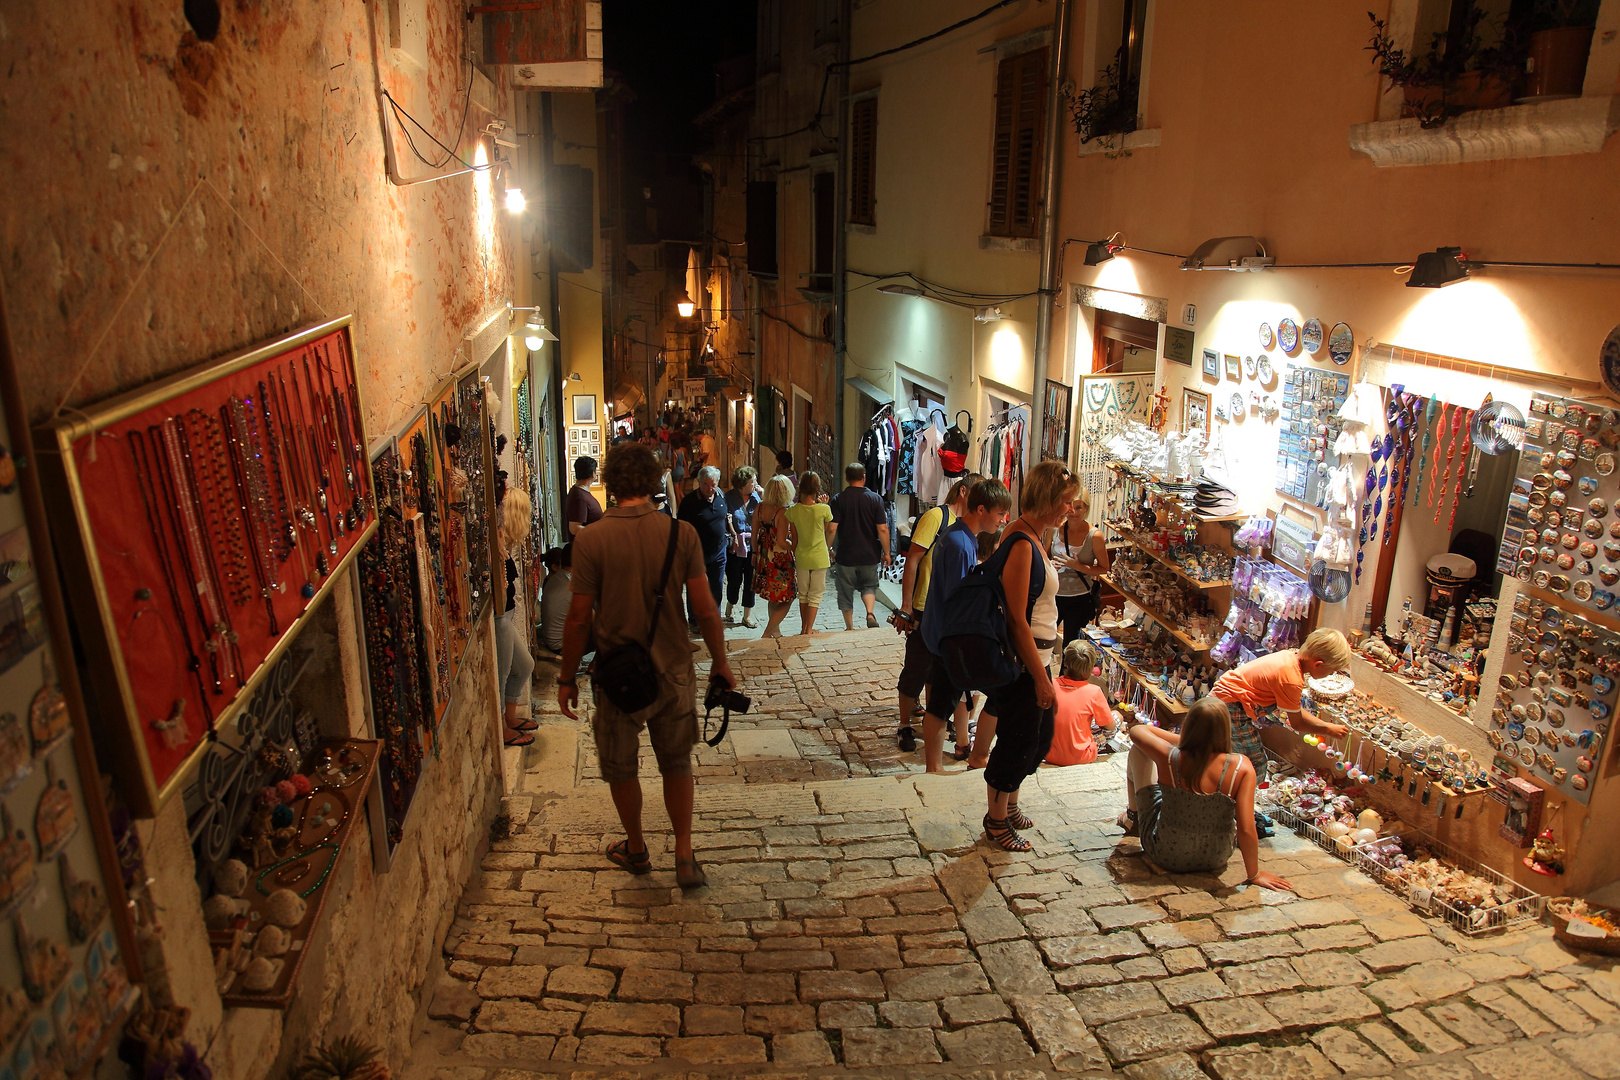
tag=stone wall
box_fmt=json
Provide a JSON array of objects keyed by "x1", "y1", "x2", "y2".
[{"x1": 0, "y1": 0, "x2": 514, "y2": 1074}]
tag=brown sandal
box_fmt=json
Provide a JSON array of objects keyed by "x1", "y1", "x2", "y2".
[
  {"x1": 983, "y1": 815, "x2": 1032, "y2": 852},
  {"x1": 605, "y1": 839, "x2": 652, "y2": 874}
]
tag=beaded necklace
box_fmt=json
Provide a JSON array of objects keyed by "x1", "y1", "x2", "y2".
[
  {"x1": 223, "y1": 399, "x2": 282, "y2": 635},
  {"x1": 160, "y1": 417, "x2": 243, "y2": 687}
]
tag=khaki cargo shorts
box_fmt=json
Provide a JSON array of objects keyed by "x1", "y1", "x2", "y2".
[{"x1": 591, "y1": 668, "x2": 699, "y2": 784}]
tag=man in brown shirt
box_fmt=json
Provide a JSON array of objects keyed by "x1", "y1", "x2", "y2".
[{"x1": 559, "y1": 443, "x2": 736, "y2": 889}]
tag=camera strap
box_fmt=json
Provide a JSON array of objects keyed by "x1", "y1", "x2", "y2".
[{"x1": 703, "y1": 705, "x2": 729, "y2": 748}]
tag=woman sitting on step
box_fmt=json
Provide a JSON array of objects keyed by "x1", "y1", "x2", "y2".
[{"x1": 1124, "y1": 697, "x2": 1292, "y2": 890}]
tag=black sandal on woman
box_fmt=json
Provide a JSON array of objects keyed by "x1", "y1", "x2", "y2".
[
  {"x1": 605, "y1": 839, "x2": 652, "y2": 875},
  {"x1": 983, "y1": 814, "x2": 1032, "y2": 852},
  {"x1": 1005, "y1": 806, "x2": 1034, "y2": 831}
]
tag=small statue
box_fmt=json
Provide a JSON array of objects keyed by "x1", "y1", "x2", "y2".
[{"x1": 1524, "y1": 828, "x2": 1565, "y2": 876}]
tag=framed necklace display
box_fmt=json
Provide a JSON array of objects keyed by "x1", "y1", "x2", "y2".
[
  {"x1": 36, "y1": 318, "x2": 377, "y2": 813},
  {"x1": 398, "y1": 408, "x2": 454, "y2": 730}
]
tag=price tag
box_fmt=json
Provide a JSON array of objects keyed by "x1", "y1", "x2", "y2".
[{"x1": 1408, "y1": 885, "x2": 1434, "y2": 911}]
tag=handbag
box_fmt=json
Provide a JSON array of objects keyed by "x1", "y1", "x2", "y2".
[{"x1": 592, "y1": 517, "x2": 681, "y2": 713}]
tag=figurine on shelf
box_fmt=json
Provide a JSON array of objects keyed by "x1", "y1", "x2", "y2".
[{"x1": 1525, "y1": 828, "x2": 1565, "y2": 877}]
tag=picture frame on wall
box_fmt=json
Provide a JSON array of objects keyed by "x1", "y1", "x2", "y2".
[
  {"x1": 1183, "y1": 388, "x2": 1210, "y2": 437},
  {"x1": 571, "y1": 394, "x2": 597, "y2": 425},
  {"x1": 1162, "y1": 326, "x2": 1194, "y2": 366},
  {"x1": 1225, "y1": 354, "x2": 1241, "y2": 379},
  {"x1": 1201, "y1": 349, "x2": 1220, "y2": 380}
]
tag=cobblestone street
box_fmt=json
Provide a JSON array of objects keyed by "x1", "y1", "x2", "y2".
[{"x1": 408, "y1": 629, "x2": 1620, "y2": 1080}]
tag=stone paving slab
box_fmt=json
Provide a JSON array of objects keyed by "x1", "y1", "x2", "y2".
[{"x1": 408, "y1": 623, "x2": 1620, "y2": 1080}]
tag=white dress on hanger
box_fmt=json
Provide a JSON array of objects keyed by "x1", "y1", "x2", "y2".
[{"x1": 915, "y1": 425, "x2": 945, "y2": 506}]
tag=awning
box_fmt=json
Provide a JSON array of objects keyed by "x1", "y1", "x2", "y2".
[{"x1": 845, "y1": 376, "x2": 893, "y2": 406}]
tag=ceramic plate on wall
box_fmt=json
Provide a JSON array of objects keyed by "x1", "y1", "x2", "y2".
[
  {"x1": 1302, "y1": 318, "x2": 1324, "y2": 354},
  {"x1": 1259, "y1": 322, "x2": 1275, "y2": 349},
  {"x1": 1231, "y1": 391, "x2": 1245, "y2": 420},
  {"x1": 1258, "y1": 357, "x2": 1274, "y2": 383},
  {"x1": 1328, "y1": 322, "x2": 1354, "y2": 366},
  {"x1": 1601, "y1": 324, "x2": 1620, "y2": 397},
  {"x1": 1278, "y1": 318, "x2": 1300, "y2": 352},
  {"x1": 1244, "y1": 355, "x2": 1258, "y2": 378}
]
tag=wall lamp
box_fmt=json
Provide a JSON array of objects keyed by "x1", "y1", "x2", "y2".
[
  {"x1": 877, "y1": 284, "x2": 926, "y2": 297},
  {"x1": 504, "y1": 188, "x2": 526, "y2": 214},
  {"x1": 1406, "y1": 247, "x2": 1470, "y2": 288},
  {"x1": 974, "y1": 306, "x2": 1007, "y2": 322},
  {"x1": 508, "y1": 303, "x2": 559, "y2": 350},
  {"x1": 1179, "y1": 236, "x2": 1275, "y2": 272},
  {"x1": 1085, "y1": 234, "x2": 1123, "y2": 265},
  {"x1": 675, "y1": 290, "x2": 697, "y2": 318}
]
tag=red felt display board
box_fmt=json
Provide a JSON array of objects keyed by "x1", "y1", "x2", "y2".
[{"x1": 36, "y1": 318, "x2": 376, "y2": 812}]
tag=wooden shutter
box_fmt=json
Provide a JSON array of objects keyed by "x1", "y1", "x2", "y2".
[
  {"x1": 850, "y1": 97, "x2": 877, "y2": 226},
  {"x1": 987, "y1": 47, "x2": 1048, "y2": 239},
  {"x1": 746, "y1": 180, "x2": 778, "y2": 277}
]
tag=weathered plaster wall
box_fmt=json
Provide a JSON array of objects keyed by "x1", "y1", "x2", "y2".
[{"x1": 0, "y1": 0, "x2": 512, "y2": 1075}]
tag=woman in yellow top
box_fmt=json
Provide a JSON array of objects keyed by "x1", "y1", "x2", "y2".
[{"x1": 784, "y1": 471, "x2": 836, "y2": 634}]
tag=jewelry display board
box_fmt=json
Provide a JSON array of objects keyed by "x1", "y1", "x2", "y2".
[
  {"x1": 0, "y1": 385, "x2": 138, "y2": 1076},
  {"x1": 1505, "y1": 393, "x2": 1620, "y2": 615},
  {"x1": 36, "y1": 319, "x2": 375, "y2": 814},
  {"x1": 1041, "y1": 379, "x2": 1071, "y2": 463},
  {"x1": 1276, "y1": 364, "x2": 1350, "y2": 506},
  {"x1": 1076, "y1": 373, "x2": 1152, "y2": 513},
  {"x1": 455, "y1": 372, "x2": 493, "y2": 622},
  {"x1": 1492, "y1": 594, "x2": 1615, "y2": 806},
  {"x1": 354, "y1": 448, "x2": 429, "y2": 857},
  {"x1": 428, "y1": 388, "x2": 472, "y2": 670},
  {"x1": 205, "y1": 739, "x2": 379, "y2": 1008},
  {"x1": 400, "y1": 410, "x2": 454, "y2": 729}
]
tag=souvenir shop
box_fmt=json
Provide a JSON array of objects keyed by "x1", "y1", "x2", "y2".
[
  {"x1": 1083, "y1": 304, "x2": 1620, "y2": 927},
  {"x1": 20, "y1": 318, "x2": 507, "y2": 1074}
]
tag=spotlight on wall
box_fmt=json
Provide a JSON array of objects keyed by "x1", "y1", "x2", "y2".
[
  {"x1": 675, "y1": 291, "x2": 696, "y2": 318},
  {"x1": 1179, "y1": 236, "x2": 1275, "y2": 272},
  {"x1": 877, "y1": 284, "x2": 925, "y2": 297},
  {"x1": 523, "y1": 315, "x2": 558, "y2": 351},
  {"x1": 504, "y1": 188, "x2": 526, "y2": 214},
  {"x1": 1084, "y1": 237, "x2": 1121, "y2": 265},
  {"x1": 974, "y1": 306, "x2": 1006, "y2": 322},
  {"x1": 1406, "y1": 247, "x2": 1470, "y2": 289}
]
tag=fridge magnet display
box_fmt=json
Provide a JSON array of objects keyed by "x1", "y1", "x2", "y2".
[
  {"x1": 1182, "y1": 389, "x2": 1210, "y2": 438},
  {"x1": 1224, "y1": 354, "x2": 1241, "y2": 379},
  {"x1": 0, "y1": 713, "x2": 28, "y2": 794},
  {"x1": 35, "y1": 318, "x2": 376, "y2": 814},
  {"x1": 1259, "y1": 322, "x2": 1275, "y2": 349},
  {"x1": 27, "y1": 671, "x2": 68, "y2": 755},
  {"x1": 0, "y1": 807, "x2": 36, "y2": 918},
  {"x1": 15, "y1": 916, "x2": 70, "y2": 1004},
  {"x1": 1302, "y1": 318, "x2": 1324, "y2": 354},
  {"x1": 1201, "y1": 349, "x2": 1220, "y2": 379},
  {"x1": 32, "y1": 762, "x2": 76, "y2": 862},
  {"x1": 1328, "y1": 321, "x2": 1354, "y2": 366},
  {"x1": 1278, "y1": 318, "x2": 1301, "y2": 353}
]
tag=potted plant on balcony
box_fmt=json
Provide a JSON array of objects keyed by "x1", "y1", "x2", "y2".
[
  {"x1": 1367, "y1": 9, "x2": 1523, "y2": 128},
  {"x1": 1069, "y1": 51, "x2": 1140, "y2": 156},
  {"x1": 1522, "y1": 0, "x2": 1599, "y2": 99}
]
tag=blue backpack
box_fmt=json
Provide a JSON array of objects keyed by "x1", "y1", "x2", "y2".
[{"x1": 937, "y1": 531, "x2": 1046, "y2": 691}]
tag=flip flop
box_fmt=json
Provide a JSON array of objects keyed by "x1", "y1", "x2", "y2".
[
  {"x1": 514, "y1": 718, "x2": 539, "y2": 732},
  {"x1": 503, "y1": 731, "x2": 535, "y2": 747},
  {"x1": 605, "y1": 839, "x2": 652, "y2": 875}
]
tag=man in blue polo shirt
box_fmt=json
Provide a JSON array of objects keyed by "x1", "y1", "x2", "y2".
[{"x1": 917, "y1": 478, "x2": 1012, "y2": 771}]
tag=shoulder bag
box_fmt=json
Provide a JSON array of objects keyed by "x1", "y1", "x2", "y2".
[{"x1": 593, "y1": 517, "x2": 682, "y2": 713}]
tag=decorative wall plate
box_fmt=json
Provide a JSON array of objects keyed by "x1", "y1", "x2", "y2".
[
  {"x1": 1278, "y1": 318, "x2": 1300, "y2": 352},
  {"x1": 1302, "y1": 318, "x2": 1324, "y2": 354},
  {"x1": 1601, "y1": 325, "x2": 1620, "y2": 397},
  {"x1": 1258, "y1": 357, "x2": 1274, "y2": 383},
  {"x1": 1243, "y1": 355, "x2": 1258, "y2": 378},
  {"x1": 1259, "y1": 322, "x2": 1275, "y2": 349},
  {"x1": 1231, "y1": 392, "x2": 1245, "y2": 420}
]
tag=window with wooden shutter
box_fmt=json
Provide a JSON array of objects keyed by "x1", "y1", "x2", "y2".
[
  {"x1": 987, "y1": 47, "x2": 1048, "y2": 239},
  {"x1": 849, "y1": 97, "x2": 877, "y2": 227}
]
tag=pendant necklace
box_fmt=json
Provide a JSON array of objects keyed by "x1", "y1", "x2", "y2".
[
  {"x1": 1427, "y1": 401, "x2": 1452, "y2": 509},
  {"x1": 222, "y1": 399, "x2": 282, "y2": 635},
  {"x1": 1410, "y1": 395, "x2": 1440, "y2": 508},
  {"x1": 1447, "y1": 411, "x2": 1473, "y2": 531},
  {"x1": 300, "y1": 356, "x2": 344, "y2": 550},
  {"x1": 159, "y1": 417, "x2": 240, "y2": 687},
  {"x1": 286, "y1": 365, "x2": 334, "y2": 575},
  {"x1": 1434, "y1": 405, "x2": 1465, "y2": 525},
  {"x1": 269, "y1": 373, "x2": 321, "y2": 593}
]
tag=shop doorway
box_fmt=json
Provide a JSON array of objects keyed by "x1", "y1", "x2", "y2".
[
  {"x1": 1092, "y1": 309, "x2": 1159, "y2": 374},
  {"x1": 791, "y1": 384, "x2": 812, "y2": 478}
]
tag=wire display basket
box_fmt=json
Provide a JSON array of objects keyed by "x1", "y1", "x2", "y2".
[
  {"x1": 1267, "y1": 804, "x2": 1380, "y2": 864},
  {"x1": 1353, "y1": 830, "x2": 1544, "y2": 935}
]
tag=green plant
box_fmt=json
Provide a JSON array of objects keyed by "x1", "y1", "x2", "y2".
[
  {"x1": 1068, "y1": 50, "x2": 1140, "y2": 150},
  {"x1": 1366, "y1": 10, "x2": 1524, "y2": 127},
  {"x1": 294, "y1": 1036, "x2": 389, "y2": 1080}
]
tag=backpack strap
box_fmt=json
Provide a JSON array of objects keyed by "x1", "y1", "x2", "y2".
[{"x1": 650, "y1": 517, "x2": 681, "y2": 643}]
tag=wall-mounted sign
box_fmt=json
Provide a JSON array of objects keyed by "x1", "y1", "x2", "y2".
[{"x1": 1163, "y1": 326, "x2": 1194, "y2": 367}]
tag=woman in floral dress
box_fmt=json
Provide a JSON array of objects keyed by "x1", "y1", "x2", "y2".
[{"x1": 752, "y1": 474, "x2": 798, "y2": 638}]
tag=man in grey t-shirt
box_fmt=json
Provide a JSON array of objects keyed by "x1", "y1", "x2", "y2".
[{"x1": 831, "y1": 462, "x2": 890, "y2": 630}]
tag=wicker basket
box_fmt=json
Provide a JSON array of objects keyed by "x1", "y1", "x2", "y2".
[{"x1": 1547, "y1": 907, "x2": 1620, "y2": 956}]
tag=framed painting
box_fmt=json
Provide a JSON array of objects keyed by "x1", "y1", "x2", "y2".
[
  {"x1": 1182, "y1": 388, "x2": 1210, "y2": 438},
  {"x1": 1201, "y1": 349, "x2": 1220, "y2": 380}
]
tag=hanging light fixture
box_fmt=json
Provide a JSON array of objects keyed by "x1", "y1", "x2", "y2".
[
  {"x1": 675, "y1": 290, "x2": 696, "y2": 318},
  {"x1": 1406, "y1": 247, "x2": 1470, "y2": 288},
  {"x1": 1179, "y1": 236, "x2": 1275, "y2": 272},
  {"x1": 877, "y1": 284, "x2": 925, "y2": 297},
  {"x1": 1084, "y1": 233, "x2": 1123, "y2": 266},
  {"x1": 523, "y1": 314, "x2": 558, "y2": 350}
]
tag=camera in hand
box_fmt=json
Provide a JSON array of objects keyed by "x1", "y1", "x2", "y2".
[{"x1": 702, "y1": 677, "x2": 750, "y2": 747}]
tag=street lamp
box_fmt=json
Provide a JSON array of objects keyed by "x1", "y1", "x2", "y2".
[
  {"x1": 675, "y1": 290, "x2": 696, "y2": 318},
  {"x1": 504, "y1": 188, "x2": 526, "y2": 214}
]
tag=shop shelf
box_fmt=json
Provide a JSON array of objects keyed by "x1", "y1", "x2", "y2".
[
  {"x1": 1101, "y1": 575, "x2": 1216, "y2": 654},
  {"x1": 1352, "y1": 830, "x2": 1544, "y2": 936},
  {"x1": 1266, "y1": 804, "x2": 1377, "y2": 864},
  {"x1": 1098, "y1": 642, "x2": 1190, "y2": 721},
  {"x1": 1111, "y1": 526, "x2": 1233, "y2": 591}
]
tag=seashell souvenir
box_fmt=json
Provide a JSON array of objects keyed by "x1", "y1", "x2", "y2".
[
  {"x1": 202, "y1": 895, "x2": 241, "y2": 932},
  {"x1": 212, "y1": 859, "x2": 248, "y2": 899},
  {"x1": 15, "y1": 916, "x2": 68, "y2": 1004},
  {"x1": 255, "y1": 926, "x2": 289, "y2": 957},
  {"x1": 57, "y1": 856, "x2": 104, "y2": 945},
  {"x1": 241, "y1": 956, "x2": 280, "y2": 994},
  {"x1": 32, "y1": 762, "x2": 75, "y2": 862},
  {"x1": 264, "y1": 888, "x2": 306, "y2": 928}
]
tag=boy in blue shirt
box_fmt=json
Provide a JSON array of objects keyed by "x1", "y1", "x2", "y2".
[{"x1": 918, "y1": 479, "x2": 1012, "y2": 771}]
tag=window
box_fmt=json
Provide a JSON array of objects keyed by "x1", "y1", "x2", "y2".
[
  {"x1": 810, "y1": 171, "x2": 835, "y2": 293},
  {"x1": 758, "y1": 0, "x2": 782, "y2": 74},
  {"x1": 815, "y1": 0, "x2": 840, "y2": 47},
  {"x1": 849, "y1": 97, "x2": 877, "y2": 227},
  {"x1": 986, "y1": 47, "x2": 1047, "y2": 239},
  {"x1": 746, "y1": 179, "x2": 778, "y2": 277}
]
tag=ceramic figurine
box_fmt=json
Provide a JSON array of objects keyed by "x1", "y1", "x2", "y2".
[
  {"x1": 32, "y1": 763, "x2": 75, "y2": 861},
  {"x1": 15, "y1": 916, "x2": 69, "y2": 1004},
  {"x1": 1525, "y1": 828, "x2": 1565, "y2": 876}
]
